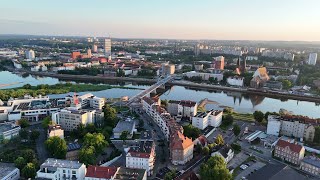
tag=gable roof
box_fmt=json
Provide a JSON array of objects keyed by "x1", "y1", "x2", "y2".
[
  {"x1": 170, "y1": 131, "x2": 193, "y2": 150},
  {"x1": 276, "y1": 139, "x2": 303, "y2": 153}
]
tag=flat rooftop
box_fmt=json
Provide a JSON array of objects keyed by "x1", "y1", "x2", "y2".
[
  {"x1": 0, "y1": 123, "x2": 19, "y2": 133},
  {"x1": 0, "y1": 163, "x2": 18, "y2": 179},
  {"x1": 114, "y1": 167, "x2": 146, "y2": 180},
  {"x1": 40, "y1": 158, "x2": 83, "y2": 169},
  {"x1": 113, "y1": 120, "x2": 135, "y2": 133}
]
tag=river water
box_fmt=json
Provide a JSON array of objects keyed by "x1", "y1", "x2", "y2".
[{"x1": 0, "y1": 71, "x2": 319, "y2": 118}]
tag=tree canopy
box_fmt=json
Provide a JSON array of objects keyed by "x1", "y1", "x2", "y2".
[
  {"x1": 45, "y1": 136, "x2": 67, "y2": 159},
  {"x1": 79, "y1": 146, "x2": 96, "y2": 165},
  {"x1": 83, "y1": 133, "x2": 108, "y2": 154},
  {"x1": 215, "y1": 134, "x2": 224, "y2": 146},
  {"x1": 253, "y1": 111, "x2": 264, "y2": 122},
  {"x1": 233, "y1": 124, "x2": 241, "y2": 136},
  {"x1": 183, "y1": 124, "x2": 201, "y2": 140},
  {"x1": 200, "y1": 155, "x2": 232, "y2": 180},
  {"x1": 22, "y1": 163, "x2": 37, "y2": 179},
  {"x1": 222, "y1": 114, "x2": 234, "y2": 127}
]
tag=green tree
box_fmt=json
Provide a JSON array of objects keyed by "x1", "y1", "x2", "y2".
[
  {"x1": 42, "y1": 116, "x2": 54, "y2": 129},
  {"x1": 22, "y1": 163, "x2": 36, "y2": 179},
  {"x1": 233, "y1": 124, "x2": 241, "y2": 136},
  {"x1": 200, "y1": 155, "x2": 232, "y2": 180},
  {"x1": 21, "y1": 149, "x2": 36, "y2": 162},
  {"x1": 30, "y1": 130, "x2": 40, "y2": 141},
  {"x1": 183, "y1": 124, "x2": 201, "y2": 140},
  {"x1": 264, "y1": 111, "x2": 271, "y2": 120},
  {"x1": 45, "y1": 136, "x2": 67, "y2": 159},
  {"x1": 22, "y1": 84, "x2": 32, "y2": 89},
  {"x1": 14, "y1": 157, "x2": 26, "y2": 170},
  {"x1": 85, "y1": 123, "x2": 97, "y2": 133},
  {"x1": 103, "y1": 104, "x2": 117, "y2": 127},
  {"x1": 19, "y1": 129, "x2": 29, "y2": 140},
  {"x1": 215, "y1": 134, "x2": 224, "y2": 146},
  {"x1": 83, "y1": 133, "x2": 108, "y2": 153},
  {"x1": 79, "y1": 146, "x2": 96, "y2": 165},
  {"x1": 202, "y1": 146, "x2": 210, "y2": 155},
  {"x1": 281, "y1": 79, "x2": 293, "y2": 90},
  {"x1": 120, "y1": 131, "x2": 129, "y2": 144},
  {"x1": 164, "y1": 170, "x2": 177, "y2": 180},
  {"x1": 253, "y1": 111, "x2": 264, "y2": 123},
  {"x1": 18, "y1": 119, "x2": 30, "y2": 128},
  {"x1": 222, "y1": 114, "x2": 234, "y2": 127}
]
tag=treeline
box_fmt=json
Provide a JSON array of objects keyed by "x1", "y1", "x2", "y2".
[{"x1": 58, "y1": 67, "x2": 102, "y2": 76}]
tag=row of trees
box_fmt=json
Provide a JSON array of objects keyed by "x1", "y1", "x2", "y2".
[
  {"x1": 200, "y1": 155, "x2": 232, "y2": 180},
  {"x1": 79, "y1": 133, "x2": 108, "y2": 165}
]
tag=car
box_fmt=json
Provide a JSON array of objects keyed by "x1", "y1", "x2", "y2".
[{"x1": 240, "y1": 164, "x2": 248, "y2": 170}]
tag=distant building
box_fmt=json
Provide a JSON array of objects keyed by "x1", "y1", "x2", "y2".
[
  {"x1": 213, "y1": 56, "x2": 225, "y2": 70},
  {"x1": 194, "y1": 63, "x2": 204, "y2": 71},
  {"x1": 274, "y1": 139, "x2": 305, "y2": 165},
  {"x1": 0, "y1": 123, "x2": 21, "y2": 140},
  {"x1": 265, "y1": 81, "x2": 283, "y2": 90},
  {"x1": 87, "y1": 49, "x2": 92, "y2": 58},
  {"x1": 185, "y1": 71, "x2": 223, "y2": 81},
  {"x1": 227, "y1": 76, "x2": 244, "y2": 87},
  {"x1": 250, "y1": 67, "x2": 270, "y2": 88},
  {"x1": 113, "y1": 120, "x2": 136, "y2": 139},
  {"x1": 48, "y1": 125, "x2": 64, "y2": 139},
  {"x1": 0, "y1": 163, "x2": 20, "y2": 180},
  {"x1": 92, "y1": 44, "x2": 98, "y2": 53},
  {"x1": 308, "y1": 53, "x2": 318, "y2": 65},
  {"x1": 85, "y1": 166, "x2": 118, "y2": 180},
  {"x1": 104, "y1": 38, "x2": 112, "y2": 57},
  {"x1": 126, "y1": 140, "x2": 156, "y2": 176},
  {"x1": 71, "y1": 52, "x2": 81, "y2": 59},
  {"x1": 170, "y1": 131, "x2": 194, "y2": 165},
  {"x1": 161, "y1": 63, "x2": 175, "y2": 76},
  {"x1": 192, "y1": 110, "x2": 223, "y2": 130},
  {"x1": 211, "y1": 145, "x2": 234, "y2": 163},
  {"x1": 36, "y1": 158, "x2": 86, "y2": 180},
  {"x1": 25, "y1": 49, "x2": 35, "y2": 60},
  {"x1": 300, "y1": 156, "x2": 320, "y2": 177}
]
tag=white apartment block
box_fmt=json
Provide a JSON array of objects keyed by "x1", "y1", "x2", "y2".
[
  {"x1": 227, "y1": 76, "x2": 244, "y2": 87},
  {"x1": 192, "y1": 110, "x2": 223, "y2": 130},
  {"x1": 52, "y1": 109, "x2": 103, "y2": 131},
  {"x1": 185, "y1": 71, "x2": 224, "y2": 81},
  {"x1": 67, "y1": 93, "x2": 105, "y2": 110},
  {"x1": 0, "y1": 123, "x2": 21, "y2": 140},
  {"x1": 25, "y1": 49, "x2": 35, "y2": 60},
  {"x1": 36, "y1": 158, "x2": 86, "y2": 180},
  {"x1": 126, "y1": 140, "x2": 156, "y2": 176},
  {"x1": 308, "y1": 53, "x2": 318, "y2": 65},
  {"x1": 167, "y1": 100, "x2": 198, "y2": 120},
  {"x1": 0, "y1": 163, "x2": 20, "y2": 180}
]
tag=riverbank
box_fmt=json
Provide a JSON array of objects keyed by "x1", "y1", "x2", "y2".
[
  {"x1": 8, "y1": 68, "x2": 320, "y2": 103},
  {"x1": 0, "y1": 83, "x2": 142, "y2": 101}
]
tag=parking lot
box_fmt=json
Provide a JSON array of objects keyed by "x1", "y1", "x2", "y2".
[{"x1": 235, "y1": 161, "x2": 266, "y2": 180}]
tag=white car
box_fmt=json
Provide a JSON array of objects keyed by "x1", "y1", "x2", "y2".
[{"x1": 240, "y1": 164, "x2": 248, "y2": 170}]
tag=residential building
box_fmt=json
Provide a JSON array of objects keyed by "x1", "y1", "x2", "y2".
[
  {"x1": 266, "y1": 115, "x2": 318, "y2": 142},
  {"x1": 193, "y1": 135, "x2": 208, "y2": 147},
  {"x1": 227, "y1": 76, "x2": 244, "y2": 87},
  {"x1": 52, "y1": 109, "x2": 102, "y2": 131},
  {"x1": 48, "y1": 125, "x2": 64, "y2": 139},
  {"x1": 36, "y1": 158, "x2": 86, "y2": 180},
  {"x1": 113, "y1": 167, "x2": 147, "y2": 180},
  {"x1": 211, "y1": 145, "x2": 234, "y2": 163},
  {"x1": 85, "y1": 166, "x2": 118, "y2": 180},
  {"x1": 167, "y1": 100, "x2": 198, "y2": 120},
  {"x1": 104, "y1": 38, "x2": 112, "y2": 57},
  {"x1": 67, "y1": 93, "x2": 105, "y2": 110},
  {"x1": 25, "y1": 49, "x2": 35, "y2": 60},
  {"x1": 300, "y1": 156, "x2": 320, "y2": 177},
  {"x1": 213, "y1": 56, "x2": 225, "y2": 70},
  {"x1": 185, "y1": 71, "x2": 224, "y2": 81},
  {"x1": 308, "y1": 53, "x2": 318, "y2": 65},
  {"x1": 194, "y1": 63, "x2": 203, "y2": 71},
  {"x1": 92, "y1": 44, "x2": 98, "y2": 53},
  {"x1": 274, "y1": 139, "x2": 305, "y2": 165},
  {"x1": 265, "y1": 81, "x2": 283, "y2": 90},
  {"x1": 192, "y1": 110, "x2": 223, "y2": 130},
  {"x1": 170, "y1": 131, "x2": 194, "y2": 165},
  {"x1": 126, "y1": 140, "x2": 156, "y2": 176},
  {"x1": 0, "y1": 163, "x2": 20, "y2": 180},
  {"x1": 0, "y1": 123, "x2": 21, "y2": 140},
  {"x1": 113, "y1": 119, "x2": 136, "y2": 139},
  {"x1": 161, "y1": 63, "x2": 175, "y2": 76}
]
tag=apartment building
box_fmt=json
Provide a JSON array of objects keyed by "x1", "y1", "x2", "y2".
[
  {"x1": 52, "y1": 109, "x2": 104, "y2": 131},
  {"x1": 0, "y1": 163, "x2": 20, "y2": 180},
  {"x1": 211, "y1": 145, "x2": 234, "y2": 163},
  {"x1": 170, "y1": 131, "x2": 194, "y2": 165},
  {"x1": 67, "y1": 93, "x2": 105, "y2": 110},
  {"x1": 126, "y1": 140, "x2": 156, "y2": 176},
  {"x1": 274, "y1": 139, "x2": 305, "y2": 165},
  {"x1": 0, "y1": 123, "x2": 21, "y2": 140},
  {"x1": 267, "y1": 115, "x2": 318, "y2": 142},
  {"x1": 167, "y1": 100, "x2": 198, "y2": 120},
  {"x1": 192, "y1": 110, "x2": 223, "y2": 130},
  {"x1": 300, "y1": 156, "x2": 320, "y2": 177},
  {"x1": 36, "y1": 158, "x2": 86, "y2": 180}
]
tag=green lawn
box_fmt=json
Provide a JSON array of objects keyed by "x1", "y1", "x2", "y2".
[{"x1": 228, "y1": 112, "x2": 255, "y2": 122}]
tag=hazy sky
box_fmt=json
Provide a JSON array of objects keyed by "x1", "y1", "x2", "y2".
[{"x1": 1, "y1": 0, "x2": 320, "y2": 41}]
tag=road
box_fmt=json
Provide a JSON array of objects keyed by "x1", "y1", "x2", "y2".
[{"x1": 28, "y1": 124, "x2": 48, "y2": 163}]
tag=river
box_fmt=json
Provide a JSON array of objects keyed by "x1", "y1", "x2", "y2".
[{"x1": 0, "y1": 71, "x2": 319, "y2": 118}]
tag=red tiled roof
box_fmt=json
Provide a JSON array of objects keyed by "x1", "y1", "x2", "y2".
[
  {"x1": 170, "y1": 131, "x2": 193, "y2": 150},
  {"x1": 276, "y1": 139, "x2": 303, "y2": 153},
  {"x1": 197, "y1": 135, "x2": 208, "y2": 147},
  {"x1": 85, "y1": 166, "x2": 118, "y2": 179}
]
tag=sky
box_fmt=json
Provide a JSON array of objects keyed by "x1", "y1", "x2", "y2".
[{"x1": 1, "y1": 0, "x2": 320, "y2": 41}]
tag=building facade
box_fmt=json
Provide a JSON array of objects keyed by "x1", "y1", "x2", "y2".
[
  {"x1": 300, "y1": 156, "x2": 320, "y2": 177},
  {"x1": 308, "y1": 53, "x2": 318, "y2": 65},
  {"x1": 170, "y1": 131, "x2": 194, "y2": 165},
  {"x1": 274, "y1": 139, "x2": 305, "y2": 165},
  {"x1": 192, "y1": 110, "x2": 223, "y2": 130},
  {"x1": 47, "y1": 125, "x2": 64, "y2": 139}
]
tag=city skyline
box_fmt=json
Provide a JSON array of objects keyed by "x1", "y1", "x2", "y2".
[{"x1": 1, "y1": 0, "x2": 320, "y2": 41}]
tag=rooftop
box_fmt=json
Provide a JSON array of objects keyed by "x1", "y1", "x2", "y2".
[
  {"x1": 302, "y1": 156, "x2": 320, "y2": 168},
  {"x1": 0, "y1": 123, "x2": 19, "y2": 134},
  {"x1": 140, "y1": 130, "x2": 153, "y2": 140},
  {"x1": 40, "y1": 158, "x2": 83, "y2": 169},
  {"x1": 85, "y1": 166, "x2": 118, "y2": 179},
  {"x1": 0, "y1": 163, "x2": 18, "y2": 179},
  {"x1": 127, "y1": 140, "x2": 154, "y2": 158},
  {"x1": 113, "y1": 120, "x2": 135, "y2": 133},
  {"x1": 170, "y1": 131, "x2": 193, "y2": 150},
  {"x1": 67, "y1": 142, "x2": 81, "y2": 152},
  {"x1": 276, "y1": 139, "x2": 304, "y2": 153},
  {"x1": 114, "y1": 167, "x2": 146, "y2": 180}
]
